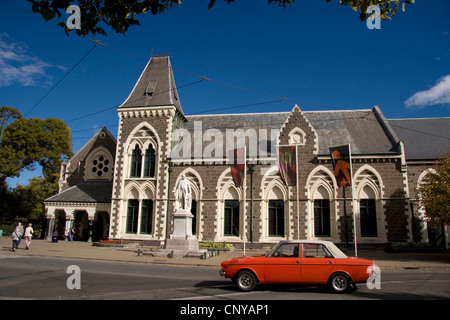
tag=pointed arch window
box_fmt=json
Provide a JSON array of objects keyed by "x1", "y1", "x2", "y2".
[
  {"x1": 269, "y1": 200, "x2": 285, "y2": 237},
  {"x1": 140, "y1": 199, "x2": 154, "y2": 235},
  {"x1": 360, "y1": 199, "x2": 378, "y2": 237},
  {"x1": 126, "y1": 199, "x2": 139, "y2": 234},
  {"x1": 314, "y1": 199, "x2": 331, "y2": 237},
  {"x1": 130, "y1": 145, "x2": 142, "y2": 178},
  {"x1": 143, "y1": 145, "x2": 156, "y2": 178},
  {"x1": 224, "y1": 200, "x2": 240, "y2": 237}
]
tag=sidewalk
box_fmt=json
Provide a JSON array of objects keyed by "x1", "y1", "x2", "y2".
[{"x1": 1, "y1": 237, "x2": 449, "y2": 270}]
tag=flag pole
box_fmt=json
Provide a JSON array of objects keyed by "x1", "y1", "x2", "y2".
[
  {"x1": 348, "y1": 143, "x2": 357, "y2": 257},
  {"x1": 296, "y1": 144, "x2": 300, "y2": 240},
  {"x1": 243, "y1": 147, "x2": 247, "y2": 256}
]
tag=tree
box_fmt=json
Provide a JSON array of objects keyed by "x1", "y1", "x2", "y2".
[
  {"x1": 28, "y1": 0, "x2": 414, "y2": 37},
  {"x1": 12, "y1": 176, "x2": 59, "y2": 225},
  {"x1": 0, "y1": 109, "x2": 73, "y2": 228},
  {"x1": 327, "y1": 0, "x2": 415, "y2": 22},
  {"x1": 0, "y1": 106, "x2": 22, "y2": 148},
  {"x1": 0, "y1": 114, "x2": 73, "y2": 184},
  {"x1": 417, "y1": 156, "x2": 450, "y2": 226}
]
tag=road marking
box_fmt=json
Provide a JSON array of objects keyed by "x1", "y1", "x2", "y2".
[
  {"x1": 171, "y1": 290, "x2": 261, "y2": 300},
  {"x1": 0, "y1": 255, "x2": 24, "y2": 259}
]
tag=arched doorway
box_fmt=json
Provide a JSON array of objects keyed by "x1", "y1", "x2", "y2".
[
  {"x1": 73, "y1": 211, "x2": 89, "y2": 241},
  {"x1": 93, "y1": 211, "x2": 110, "y2": 241}
]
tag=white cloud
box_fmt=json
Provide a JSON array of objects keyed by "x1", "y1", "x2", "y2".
[
  {"x1": 405, "y1": 74, "x2": 450, "y2": 108},
  {"x1": 0, "y1": 33, "x2": 64, "y2": 87}
]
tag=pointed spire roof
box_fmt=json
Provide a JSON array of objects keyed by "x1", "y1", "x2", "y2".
[{"x1": 119, "y1": 56, "x2": 184, "y2": 117}]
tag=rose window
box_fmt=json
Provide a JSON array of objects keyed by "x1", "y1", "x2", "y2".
[{"x1": 91, "y1": 155, "x2": 110, "y2": 177}]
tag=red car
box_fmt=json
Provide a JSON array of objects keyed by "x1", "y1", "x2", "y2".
[{"x1": 220, "y1": 240, "x2": 375, "y2": 293}]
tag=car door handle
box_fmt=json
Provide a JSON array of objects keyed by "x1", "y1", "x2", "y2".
[
  {"x1": 294, "y1": 260, "x2": 300, "y2": 264},
  {"x1": 326, "y1": 261, "x2": 334, "y2": 264}
]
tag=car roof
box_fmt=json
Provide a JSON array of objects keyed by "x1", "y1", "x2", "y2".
[
  {"x1": 276, "y1": 240, "x2": 348, "y2": 259},
  {"x1": 278, "y1": 240, "x2": 334, "y2": 245}
]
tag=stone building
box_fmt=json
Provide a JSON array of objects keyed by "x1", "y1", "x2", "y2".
[
  {"x1": 44, "y1": 127, "x2": 116, "y2": 241},
  {"x1": 388, "y1": 118, "x2": 450, "y2": 248},
  {"x1": 44, "y1": 55, "x2": 450, "y2": 247}
]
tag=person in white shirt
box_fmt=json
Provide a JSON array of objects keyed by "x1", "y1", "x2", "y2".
[
  {"x1": 24, "y1": 223, "x2": 34, "y2": 250},
  {"x1": 11, "y1": 227, "x2": 21, "y2": 252}
]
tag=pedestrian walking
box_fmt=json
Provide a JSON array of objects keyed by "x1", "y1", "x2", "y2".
[
  {"x1": 11, "y1": 225, "x2": 22, "y2": 252},
  {"x1": 24, "y1": 223, "x2": 34, "y2": 249},
  {"x1": 16, "y1": 222, "x2": 24, "y2": 247}
]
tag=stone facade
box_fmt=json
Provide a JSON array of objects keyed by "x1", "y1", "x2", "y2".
[
  {"x1": 45, "y1": 56, "x2": 450, "y2": 248},
  {"x1": 44, "y1": 127, "x2": 116, "y2": 241}
]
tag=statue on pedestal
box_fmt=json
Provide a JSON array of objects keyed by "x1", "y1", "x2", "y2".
[{"x1": 173, "y1": 174, "x2": 192, "y2": 211}]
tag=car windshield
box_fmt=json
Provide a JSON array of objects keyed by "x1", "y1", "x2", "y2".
[{"x1": 324, "y1": 242, "x2": 348, "y2": 259}]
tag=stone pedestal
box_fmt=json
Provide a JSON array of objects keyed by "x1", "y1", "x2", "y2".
[
  {"x1": 170, "y1": 209, "x2": 196, "y2": 240},
  {"x1": 155, "y1": 208, "x2": 206, "y2": 258}
]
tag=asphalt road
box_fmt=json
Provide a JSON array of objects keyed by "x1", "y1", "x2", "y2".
[{"x1": 1, "y1": 255, "x2": 450, "y2": 302}]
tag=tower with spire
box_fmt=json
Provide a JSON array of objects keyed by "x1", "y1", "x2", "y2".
[{"x1": 109, "y1": 55, "x2": 185, "y2": 241}]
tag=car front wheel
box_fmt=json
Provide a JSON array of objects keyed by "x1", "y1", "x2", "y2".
[
  {"x1": 235, "y1": 270, "x2": 257, "y2": 292},
  {"x1": 329, "y1": 272, "x2": 351, "y2": 293}
]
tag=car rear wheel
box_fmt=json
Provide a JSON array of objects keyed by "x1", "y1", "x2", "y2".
[
  {"x1": 329, "y1": 272, "x2": 351, "y2": 293},
  {"x1": 235, "y1": 270, "x2": 257, "y2": 292}
]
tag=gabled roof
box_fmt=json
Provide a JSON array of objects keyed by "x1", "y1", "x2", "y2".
[
  {"x1": 388, "y1": 117, "x2": 450, "y2": 160},
  {"x1": 65, "y1": 126, "x2": 116, "y2": 173},
  {"x1": 304, "y1": 107, "x2": 400, "y2": 155},
  {"x1": 181, "y1": 107, "x2": 400, "y2": 157},
  {"x1": 44, "y1": 181, "x2": 112, "y2": 203},
  {"x1": 119, "y1": 56, "x2": 184, "y2": 117}
]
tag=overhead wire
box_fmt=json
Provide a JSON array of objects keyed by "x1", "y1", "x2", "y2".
[
  {"x1": 3, "y1": 0, "x2": 448, "y2": 142},
  {"x1": 65, "y1": 78, "x2": 205, "y2": 123},
  {"x1": 24, "y1": 42, "x2": 99, "y2": 117}
]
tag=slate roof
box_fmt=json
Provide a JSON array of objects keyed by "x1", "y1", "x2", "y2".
[
  {"x1": 119, "y1": 56, "x2": 184, "y2": 117},
  {"x1": 182, "y1": 107, "x2": 400, "y2": 157},
  {"x1": 45, "y1": 181, "x2": 113, "y2": 203},
  {"x1": 65, "y1": 126, "x2": 116, "y2": 172},
  {"x1": 388, "y1": 118, "x2": 450, "y2": 160},
  {"x1": 304, "y1": 108, "x2": 399, "y2": 155}
]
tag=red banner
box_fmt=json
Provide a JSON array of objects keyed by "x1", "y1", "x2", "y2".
[
  {"x1": 277, "y1": 146, "x2": 297, "y2": 187},
  {"x1": 330, "y1": 144, "x2": 352, "y2": 187},
  {"x1": 228, "y1": 148, "x2": 246, "y2": 188}
]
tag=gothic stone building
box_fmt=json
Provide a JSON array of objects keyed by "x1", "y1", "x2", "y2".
[{"x1": 44, "y1": 56, "x2": 450, "y2": 247}]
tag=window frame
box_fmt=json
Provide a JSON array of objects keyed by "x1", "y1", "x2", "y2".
[
  {"x1": 268, "y1": 199, "x2": 285, "y2": 237},
  {"x1": 224, "y1": 200, "x2": 240, "y2": 237}
]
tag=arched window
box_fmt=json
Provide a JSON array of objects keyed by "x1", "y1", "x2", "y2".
[
  {"x1": 130, "y1": 145, "x2": 142, "y2": 178},
  {"x1": 359, "y1": 186, "x2": 378, "y2": 237},
  {"x1": 126, "y1": 199, "x2": 139, "y2": 234},
  {"x1": 269, "y1": 200, "x2": 285, "y2": 237},
  {"x1": 140, "y1": 199, "x2": 153, "y2": 235},
  {"x1": 314, "y1": 186, "x2": 331, "y2": 237},
  {"x1": 306, "y1": 166, "x2": 336, "y2": 240},
  {"x1": 224, "y1": 200, "x2": 240, "y2": 236},
  {"x1": 143, "y1": 145, "x2": 156, "y2": 178}
]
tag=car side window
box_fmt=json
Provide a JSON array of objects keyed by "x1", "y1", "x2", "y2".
[
  {"x1": 271, "y1": 243, "x2": 300, "y2": 258},
  {"x1": 302, "y1": 244, "x2": 333, "y2": 258}
]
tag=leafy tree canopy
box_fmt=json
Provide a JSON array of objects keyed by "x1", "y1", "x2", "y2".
[
  {"x1": 417, "y1": 156, "x2": 450, "y2": 226},
  {"x1": 27, "y1": 0, "x2": 414, "y2": 37},
  {"x1": 0, "y1": 112, "x2": 73, "y2": 184},
  {"x1": 327, "y1": 0, "x2": 415, "y2": 22}
]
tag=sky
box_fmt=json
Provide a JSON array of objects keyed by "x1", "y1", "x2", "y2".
[{"x1": 1, "y1": 0, "x2": 449, "y2": 187}]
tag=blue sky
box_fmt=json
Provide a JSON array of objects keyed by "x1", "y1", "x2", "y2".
[{"x1": 1, "y1": 0, "x2": 449, "y2": 186}]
